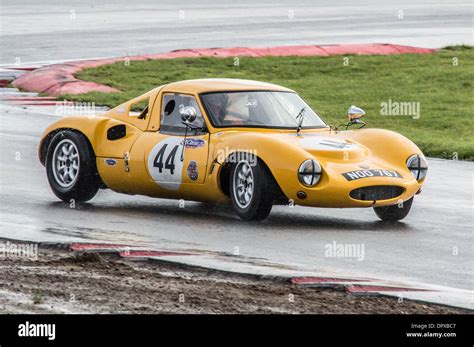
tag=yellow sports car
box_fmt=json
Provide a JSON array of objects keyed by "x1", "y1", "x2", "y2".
[{"x1": 39, "y1": 79, "x2": 427, "y2": 221}]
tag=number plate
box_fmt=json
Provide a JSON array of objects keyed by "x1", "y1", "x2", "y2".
[{"x1": 342, "y1": 169, "x2": 402, "y2": 181}]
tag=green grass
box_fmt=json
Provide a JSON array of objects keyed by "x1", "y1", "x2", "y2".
[{"x1": 64, "y1": 46, "x2": 474, "y2": 160}]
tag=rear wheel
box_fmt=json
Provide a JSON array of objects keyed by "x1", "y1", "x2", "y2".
[
  {"x1": 46, "y1": 130, "x2": 100, "y2": 202},
  {"x1": 373, "y1": 197, "x2": 413, "y2": 221},
  {"x1": 229, "y1": 155, "x2": 275, "y2": 221}
]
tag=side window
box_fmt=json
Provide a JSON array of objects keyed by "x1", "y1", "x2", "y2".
[
  {"x1": 128, "y1": 97, "x2": 149, "y2": 119},
  {"x1": 160, "y1": 94, "x2": 205, "y2": 134}
]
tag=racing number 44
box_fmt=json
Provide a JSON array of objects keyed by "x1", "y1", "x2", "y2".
[{"x1": 153, "y1": 144, "x2": 179, "y2": 175}]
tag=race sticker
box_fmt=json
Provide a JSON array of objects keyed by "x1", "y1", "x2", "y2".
[
  {"x1": 147, "y1": 137, "x2": 184, "y2": 190},
  {"x1": 342, "y1": 169, "x2": 402, "y2": 181},
  {"x1": 104, "y1": 158, "x2": 117, "y2": 166},
  {"x1": 187, "y1": 161, "x2": 198, "y2": 181},
  {"x1": 184, "y1": 138, "x2": 205, "y2": 148}
]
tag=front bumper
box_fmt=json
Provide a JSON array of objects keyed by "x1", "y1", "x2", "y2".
[{"x1": 287, "y1": 162, "x2": 423, "y2": 208}]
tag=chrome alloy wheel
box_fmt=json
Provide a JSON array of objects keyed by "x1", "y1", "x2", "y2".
[
  {"x1": 52, "y1": 139, "x2": 80, "y2": 188},
  {"x1": 233, "y1": 160, "x2": 254, "y2": 209}
]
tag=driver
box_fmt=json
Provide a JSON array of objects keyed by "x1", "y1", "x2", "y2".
[{"x1": 205, "y1": 93, "x2": 243, "y2": 125}]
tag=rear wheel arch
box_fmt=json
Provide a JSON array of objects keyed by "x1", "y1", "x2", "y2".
[
  {"x1": 42, "y1": 128, "x2": 107, "y2": 189},
  {"x1": 45, "y1": 130, "x2": 102, "y2": 202},
  {"x1": 40, "y1": 128, "x2": 96, "y2": 166}
]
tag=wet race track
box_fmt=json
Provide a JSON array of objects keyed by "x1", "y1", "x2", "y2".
[
  {"x1": 1, "y1": 0, "x2": 473, "y2": 64},
  {"x1": 0, "y1": 105, "x2": 472, "y2": 292},
  {"x1": 0, "y1": 0, "x2": 473, "y2": 307}
]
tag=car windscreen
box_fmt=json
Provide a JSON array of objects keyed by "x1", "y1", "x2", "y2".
[{"x1": 200, "y1": 91, "x2": 326, "y2": 128}]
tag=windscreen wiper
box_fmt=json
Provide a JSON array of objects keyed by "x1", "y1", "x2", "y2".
[{"x1": 295, "y1": 107, "x2": 306, "y2": 134}]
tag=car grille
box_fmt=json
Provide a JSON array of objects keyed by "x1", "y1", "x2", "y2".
[{"x1": 350, "y1": 186, "x2": 404, "y2": 201}]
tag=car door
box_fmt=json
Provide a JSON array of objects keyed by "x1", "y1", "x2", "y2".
[{"x1": 141, "y1": 93, "x2": 210, "y2": 192}]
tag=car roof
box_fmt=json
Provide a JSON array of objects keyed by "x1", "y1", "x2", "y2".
[{"x1": 161, "y1": 78, "x2": 295, "y2": 94}]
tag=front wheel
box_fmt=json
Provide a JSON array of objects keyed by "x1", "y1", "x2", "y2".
[
  {"x1": 373, "y1": 197, "x2": 414, "y2": 222},
  {"x1": 45, "y1": 130, "x2": 100, "y2": 202},
  {"x1": 229, "y1": 155, "x2": 275, "y2": 221}
]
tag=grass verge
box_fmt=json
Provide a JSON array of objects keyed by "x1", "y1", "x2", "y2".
[{"x1": 64, "y1": 46, "x2": 474, "y2": 160}]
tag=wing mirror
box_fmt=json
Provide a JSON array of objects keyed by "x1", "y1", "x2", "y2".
[
  {"x1": 347, "y1": 105, "x2": 366, "y2": 123},
  {"x1": 338, "y1": 105, "x2": 367, "y2": 130},
  {"x1": 179, "y1": 105, "x2": 197, "y2": 123},
  {"x1": 179, "y1": 105, "x2": 199, "y2": 163}
]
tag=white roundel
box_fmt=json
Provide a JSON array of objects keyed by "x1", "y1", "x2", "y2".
[
  {"x1": 147, "y1": 137, "x2": 184, "y2": 190},
  {"x1": 300, "y1": 136, "x2": 357, "y2": 151}
]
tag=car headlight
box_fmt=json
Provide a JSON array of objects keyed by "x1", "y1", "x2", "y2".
[
  {"x1": 406, "y1": 154, "x2": 428, "y2": 181},
  {"x1": 298, "y1": 159, "x2": 322, "y2": 186}
]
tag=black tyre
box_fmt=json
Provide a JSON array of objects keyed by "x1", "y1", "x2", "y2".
[
  {"x1": 373, "y1": 197, "x2": 414, "y2": 222},
  {"x1": 229, "y1": 154, "x2": 275, "y2": 221},
  {"x1": 45, "y1": 130, "x2": 100, "y2": 202}
]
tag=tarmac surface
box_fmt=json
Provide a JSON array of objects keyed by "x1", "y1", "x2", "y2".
[
  {"x1": 0, "y1": 0, "x2": 472, "y2": 304},
  {"x1": 1, "y1": 0, "x2": 473, "y2": 64},
  {"x1": 0, "y1": 104, "x2": 472, "y2": 292}
]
